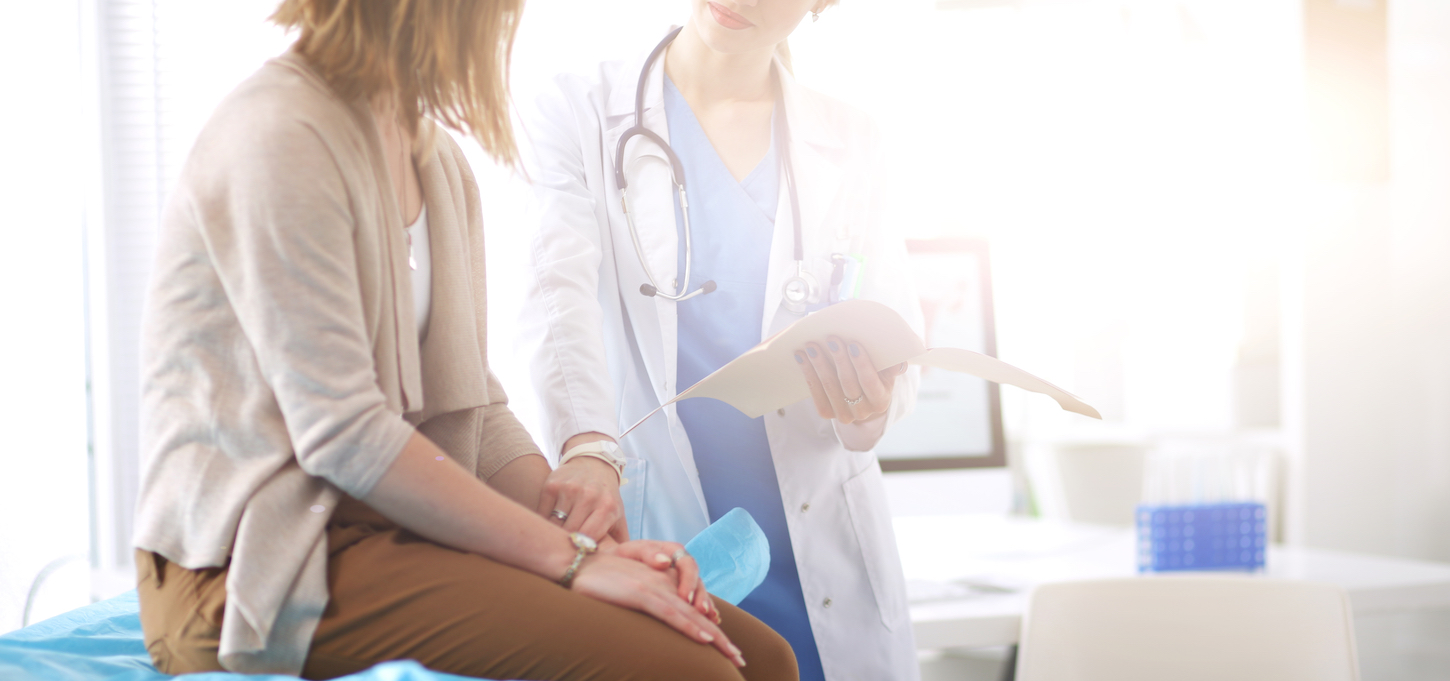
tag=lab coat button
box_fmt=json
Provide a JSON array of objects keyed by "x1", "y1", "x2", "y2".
[
  {"x1": 800, "y1": 502, "x2": 810, "y2": 512},
  {"x1": 777, "y1": 407, "x2": 786, "y2": 417},
  {"x1": 822, "y1": 597, "x2": 833, "y2": 608}
]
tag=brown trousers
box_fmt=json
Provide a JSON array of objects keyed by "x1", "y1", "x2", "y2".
[{"x1": 136, "y1": 500, "x2": 797, "y2": 681}]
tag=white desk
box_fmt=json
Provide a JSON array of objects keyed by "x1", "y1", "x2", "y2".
[{"x1": 897, "y1": 514, "x2": 1450, "y2": 650}]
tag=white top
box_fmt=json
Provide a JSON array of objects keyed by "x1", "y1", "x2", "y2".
[{"x1": 407, "y1": 206, "x2": 431, "y2": 340}]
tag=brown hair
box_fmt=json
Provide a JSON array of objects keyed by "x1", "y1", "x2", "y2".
[{"x1": 271, "y1": 0, "x2": 523, "y2": 165}]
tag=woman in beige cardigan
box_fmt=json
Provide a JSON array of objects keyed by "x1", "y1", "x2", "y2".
[{"x1": 130, "y1": 1, "x2": 794, "y2": 680}]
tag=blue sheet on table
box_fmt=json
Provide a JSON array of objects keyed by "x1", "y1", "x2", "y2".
[
  {"x1": 0, "y1": 508, "x2": 767, "y2": 681},
  {"x1": 0, "y1": 591, "x2": 476, "y2": 681}
]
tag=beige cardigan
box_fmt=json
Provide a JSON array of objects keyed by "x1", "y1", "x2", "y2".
[{"x1": 133, "y1": 51, "x2": 540, "y2": 675}]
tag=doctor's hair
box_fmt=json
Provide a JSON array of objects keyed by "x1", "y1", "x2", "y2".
[{"x1": 271, "y1": 0, "x2": 523, "y2": 165}]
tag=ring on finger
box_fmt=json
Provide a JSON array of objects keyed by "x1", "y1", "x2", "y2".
[
  {"x1": 844, "y1": 393, "x2": 864, "y2": 406},
  {"x1": 669, "y1": 547, "x2": 688, "y2": 568},
  {"x1": 550, "y1": 509, "x2": 569, "y2": 522}
]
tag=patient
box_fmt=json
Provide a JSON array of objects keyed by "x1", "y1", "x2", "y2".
[{"x1": 129, "y1": 1, "x2": 795, "y2": 680}]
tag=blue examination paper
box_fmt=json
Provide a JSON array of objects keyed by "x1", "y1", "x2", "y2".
[
  {"x1": 0, "y1": 511, "x2": 770, "y2": 681},
  {"x1": 0, "y1": 589, "x2": 478, "y2": 681}
]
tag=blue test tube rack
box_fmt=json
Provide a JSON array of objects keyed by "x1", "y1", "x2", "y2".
[{"x1": 1136, "y1": 502, "x2": 1267, "y2": 573}]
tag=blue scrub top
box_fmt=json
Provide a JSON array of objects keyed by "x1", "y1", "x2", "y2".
[{"x1": 664, "y1": 77, "x2": 826, "y2": 681}]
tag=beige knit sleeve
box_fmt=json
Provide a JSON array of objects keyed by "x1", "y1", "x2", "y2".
[
  {"x1": 416, "y1": 385, "x2": 540, "y2": 483},
  {"x1": 474, "y1": 370, "x2": 544, "y2": 480}
]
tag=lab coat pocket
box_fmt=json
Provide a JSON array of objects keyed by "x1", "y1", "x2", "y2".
[
  {"x1": 842, "y1": 462, "x2": 908, "y2": 631},
  {"x1": 621, "y1": 458, "x2": 648, "y2": 541}
]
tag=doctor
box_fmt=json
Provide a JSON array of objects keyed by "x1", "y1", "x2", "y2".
[{"x1": 519, "y1": 1, "x2": 922, "y2": 679}]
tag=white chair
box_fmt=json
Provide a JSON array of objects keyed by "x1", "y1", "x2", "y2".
[{"x1": 1015, "y1": 577, "x2": 1360, "y2": 681}]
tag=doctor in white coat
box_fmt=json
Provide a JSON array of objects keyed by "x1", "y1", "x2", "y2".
[{"x1": 518, "y1": 2, "x2": 923, "y2": 679}]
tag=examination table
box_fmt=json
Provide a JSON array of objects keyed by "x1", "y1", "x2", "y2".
[{"x1": 0, "y1": 509, "x2": 768, "y2": 681}]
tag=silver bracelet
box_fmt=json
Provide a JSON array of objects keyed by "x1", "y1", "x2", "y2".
[{"x1": 558, "y1": 532, "x2": 597, "y2": 589}]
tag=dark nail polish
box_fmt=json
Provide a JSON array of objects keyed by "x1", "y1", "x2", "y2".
[
  {"x1": 828, "y1": 340, "x2": 840, "y2": 352},
  {"x1": 807, "y1": 347, "x2": 819, "y2": 357},
  {"x1": 849, "y1": 343, "x2": 860, "y2": 357},
  {"x1": 795, "y1": 352, "x2": 805, "y2": 364}
]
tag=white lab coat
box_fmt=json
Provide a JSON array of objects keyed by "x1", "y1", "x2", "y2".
[{"x1": 517, "y1": 41, "x2": 924, "y2": 681}]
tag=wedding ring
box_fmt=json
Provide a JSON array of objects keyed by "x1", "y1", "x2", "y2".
[
  {"x1": 844, "y1": 393, "x2": 864, "y2": 406},
  {"x1": 551, "y1": 509, "x2": 569, "y2": 522},
  {"x1": 669, "y1": 548, "x2": 689, "y2": 568}
]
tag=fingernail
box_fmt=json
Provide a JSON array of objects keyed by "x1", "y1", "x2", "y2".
[
  {"x1": 736, "y1": 656, "x2": 747, "y2": 667},
  {"x1": 729, "y1": 644, "x2": 742, "y2": 656},
  {"x1": 849, "y1": 343, "x2": 860, "y2": 357},
  {"x1": 807, "y1": 346, "x2": 818, "y2": 357},
  {"x1": 795, "y1": 352, "x2": 805, "y2": 364},
  {"x1": 655, "y1": 553, "x2": 670, "y2": 563},
  {"x1": 700, "y1": 631, "x2": 714, "y2": 642},
  {"x1": 828, "y1": 340, "x2": 840, "y2": 352}
]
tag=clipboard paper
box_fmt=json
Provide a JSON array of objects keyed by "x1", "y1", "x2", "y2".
[{"x1": 622, "y1": 299, "x2": 1099, "y2": 437}]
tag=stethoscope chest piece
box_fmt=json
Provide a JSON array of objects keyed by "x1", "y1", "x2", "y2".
[{"x1": 781, "y1": 267, "x2": 819, "y2": 314}]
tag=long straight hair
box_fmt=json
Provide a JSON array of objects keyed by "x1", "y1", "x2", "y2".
[{"x1": 271, "y1": 0, "x2": 524, "y2": 165}]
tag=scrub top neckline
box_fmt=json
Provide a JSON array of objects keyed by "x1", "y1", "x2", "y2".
[{"x1": 662, "y1": 75, "x2": 778, "y2": 208}]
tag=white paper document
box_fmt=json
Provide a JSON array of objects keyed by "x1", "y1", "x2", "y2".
[
  {"x1": 623, "y1": 300, "x2": 1099, "y2": 437},
  {"x1": 623, "y1": 301, "x2": 1096, "y2": 437}
]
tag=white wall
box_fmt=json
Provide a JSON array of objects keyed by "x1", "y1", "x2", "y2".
[
  {"x1": 1285, "y1": 0, "x2": 1450, "y2": 572},
  {"x1": 1282, "y1": 1, "x2": 1450, "y2": 677},
  {"x1": 0, "y1": 2, "x2": 93, "y2": 633}
]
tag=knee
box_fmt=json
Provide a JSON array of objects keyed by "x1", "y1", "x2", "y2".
[
  {"x1": 740, "y1": 627, "x2": 798, "y2": 681},
  {"x1": 647, "y1": 634, "x2": 794, "y2": 681}
]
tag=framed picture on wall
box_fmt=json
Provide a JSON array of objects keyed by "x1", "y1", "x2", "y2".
[{"x1": 875, "y1": 238, "x2": 1006, "y2": 471}]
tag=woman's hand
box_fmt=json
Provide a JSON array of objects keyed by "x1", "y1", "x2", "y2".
[
  {"x1": 795, "y1": 335, "x2": 908, "y2": 425},
  {"x1": 609, "y1": 540, "x2": 721, "y2": 623},
  {"x1": 571, "y1": 550, "x2": 742, "y2": 667}
]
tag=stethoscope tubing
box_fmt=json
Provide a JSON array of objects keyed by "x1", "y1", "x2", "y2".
[{"x1": 614, "y1": 27, "x2": 810, "y2": 307}]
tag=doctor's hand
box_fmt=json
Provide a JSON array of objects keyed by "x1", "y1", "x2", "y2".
[
  {"x1": 796, "y1": 336, "x2": 908, "y2": 425},
  {"x1": 539, "y1": 437, "x2": 629, "y2": 544}
]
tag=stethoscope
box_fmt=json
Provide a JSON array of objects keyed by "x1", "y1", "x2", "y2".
[{"x1": 614, "y1": 27, "x2": 820, "y2": 313}]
